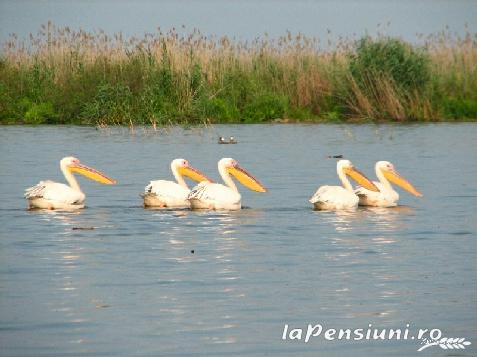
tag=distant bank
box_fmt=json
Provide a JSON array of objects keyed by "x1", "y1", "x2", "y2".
[{"x1": 1, "y1": 24, "x2": 476, "y2": 125}]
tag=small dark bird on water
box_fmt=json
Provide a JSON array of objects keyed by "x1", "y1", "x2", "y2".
[
  {"x1": 218, "y1": 136, "x2": 227, "y2": 144},
  {"x1": 327, "y1": 155, "x2": 343, "y2": 159},
  {"x1": 229, "y1": 136, "x2": 237, "y2": 144}
]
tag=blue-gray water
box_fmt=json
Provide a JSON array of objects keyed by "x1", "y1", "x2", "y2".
[
  {"x1": 0, "y1": 124, "x2": 476, "y2": 356},
  {"x1": 1, "y1": 0, "x2": 477, "y2": 46}
]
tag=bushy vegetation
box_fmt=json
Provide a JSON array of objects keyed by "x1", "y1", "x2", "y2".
[
  {"x1": 0, "y1": 23, "x2": 476, "y2": 125},
  {"x1": 350, "y1": 37, "x2": 430, "y2": 92}
]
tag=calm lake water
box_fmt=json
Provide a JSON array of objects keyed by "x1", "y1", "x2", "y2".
[{"x1": 0, "y1": 124, "x2": 476, "y2": 356}]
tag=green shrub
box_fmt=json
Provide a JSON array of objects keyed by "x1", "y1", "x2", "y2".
[
  {"x1": 81, "y1": 83, "x2": 133, "y2": 124},
  {"x1": 243, "y1": 93, "x2": 288, "y2": 122},
  {"x1": 202, "y1": 97, "x2": 239, "y2": 121},
  {"x1": 0, "y1": 83, "x2": 16, "y2": 122},
  {"x1": 21, "y1": 99, "x2": 57, "y2": 124},
  {"x1": 322, "y1": 111, "x2": 343, "y2": 122},
  {"x1": 189, "y1": 63, "x2": 203, "y2": 94},
  {"x1": 287, "y1": 106, "x2": 314, "y2": 121},
  {"x1": 222, "y1": 70, "x2": 257, "y2": 111},
  {"x1": 318, "y1": 94, "x2": 345, "y2": 120},
  {"x1": 443, "y1": 98, "x2": 477, "y2": 119},
  {"x1": 350, "y1": 37, "x2": 430, "y2": 92},
  {"x1": 24, "y1": 103, "x2": 55, "y2": 124}
]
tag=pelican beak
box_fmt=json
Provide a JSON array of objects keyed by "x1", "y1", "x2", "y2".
[
  {"x1": 178, "y1": 166, "x2": 213, "y2": 183},
  {"x1": 383, "y1": 169, "x2": 423, "y2": 197},
  {"x1": 227, "y1": 164, "x2": 267, "y2": 192},
  {"x1": 69, "y1": 163, "x2": 117, "y2": 185},
  {"x1": 344, "y1": 167, "x2": 379, "y2": 192}
]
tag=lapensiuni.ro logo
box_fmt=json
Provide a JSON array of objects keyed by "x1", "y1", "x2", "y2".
[{"x1": 282, "y1": 323, "x2": 472, "y2": 352}]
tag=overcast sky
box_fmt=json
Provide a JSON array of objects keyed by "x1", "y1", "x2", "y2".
[{"x1": 1, "y1": 0, "x2": 476, "y2": 46}]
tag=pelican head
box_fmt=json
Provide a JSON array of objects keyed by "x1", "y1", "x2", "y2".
[
  {"x1": 61, "y1": 156, "x2": 116, "y2": 184},
  {"x1": 172, "y1": 158, "x2": 212, "y2": 183},
  {"x1": 376, "y1": 161, "x2": 423, "y2": 197},
  {"x1": 338, "y1": 160, "x2": 379, "y2": 192},
  {"x1": 219, "y1": 158, "x2": 267, "y2": 192}
]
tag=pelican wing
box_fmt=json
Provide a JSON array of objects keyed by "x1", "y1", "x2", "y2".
[
  {"x1": 187, "y1": 182, "x2": 210, "y2": 200},
  {"x1": 310, "y1": 185, "x2": 336, "y2": 204},
  {"x1": 25, "y1": 181, "x2": 85, "y2": 204},
  {"x1": 355, "y1": 181, "x2": 399, "y2": 206},
  {"x1": 309, "y1": 185, "x2": 356, "y2": 206},
  {"x1": 144, "y1": 180, "x2": 190, "y2": 200},
  {"x1": 188, "y1": 182, "x2": 241, "y2": 205}
]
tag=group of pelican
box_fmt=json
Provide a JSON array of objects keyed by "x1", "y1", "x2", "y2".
[
  {"x1": 141, "y1": 157, "x2": 266, "y2": 210},
  {"x1": 309, "y1": 159, "x2": 422, "y2": 210},
  {"x1": 24, "y1": 157, "x2": 422, "y2": 211}
]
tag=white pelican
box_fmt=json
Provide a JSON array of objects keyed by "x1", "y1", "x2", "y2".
[
  {"x1": 25, "y1": 156, "x2": 116, "y2": 210},
  {"x1": 142, "y1": 158, "x2": 212, "y2": 208},
  {"x1": 309, "y1": 160, "x2": 379, "y2": 210},
  {"x1": 355, "y1": 161, "x2": 423, "y2": 207},
  {"x1": 188, "y1": 158, "x2": 267, "y2": 210}
]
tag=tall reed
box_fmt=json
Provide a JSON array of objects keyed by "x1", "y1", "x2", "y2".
[{"x1": 1, "y1": 22, "x2": 476, "y2": 124}]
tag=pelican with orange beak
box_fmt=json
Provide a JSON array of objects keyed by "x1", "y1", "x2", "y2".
[
  {"x1": 24, "y1": 156, "x2": 116, "y2": 210},
  {"x1": 187, "y1": 158, "x2": 267, "y2": 210},
  {"x1": 142, "y1": 159, "x2": 212, "y2": 208},
  {"x1": 355, "y1": 161, "x2": 423, "y2": 207},
  {"x1": 309, "y1": 160, "x2": 379, "y2": 210}
]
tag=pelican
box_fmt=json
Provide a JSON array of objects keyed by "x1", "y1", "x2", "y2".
[
  {"x1": 355, "y1": 161, "x2": 423, "y2": 207},
  {"x1": 188, "y1": 158, "x2": 267, "y2": 210},
  {"x1": 24, "y1": 156, "x2": 116, "y2": 210},
  {"x1": 142, "y1": 159, "x2": 212, "y2": 208},
  {"x1": 309, "y1": 160, "x2": 379, "y2": 210}
]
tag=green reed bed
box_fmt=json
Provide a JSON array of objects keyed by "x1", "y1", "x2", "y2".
[{"x1": 1, "y1": 23, "x2": 476, "y2": 125}]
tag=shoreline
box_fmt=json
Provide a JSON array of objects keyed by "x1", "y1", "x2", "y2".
[{"x1": 2, "y1": 119, "x2": 476, "y2": 128}]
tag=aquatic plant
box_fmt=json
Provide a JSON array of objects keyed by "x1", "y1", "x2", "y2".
[{"x1": 0, "y1": 22, "x2": 476, "y2": 125}]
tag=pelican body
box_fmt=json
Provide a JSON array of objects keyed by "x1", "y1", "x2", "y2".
[
  {"x1": 143, "y1": 159, "x2": 211, "y2": 208},
  {"x1": 355, "y1": 161, "x2": 423, "y2": 207},
  {"x1": 309, "y1": 160, "x2": 379, "y2": 210},
  {"x1": 24, "y1": 156, "x2": 116, "y2": 210},
  {"x1": 188, "y1": 158, "x2": 267, "y2": 210}
]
